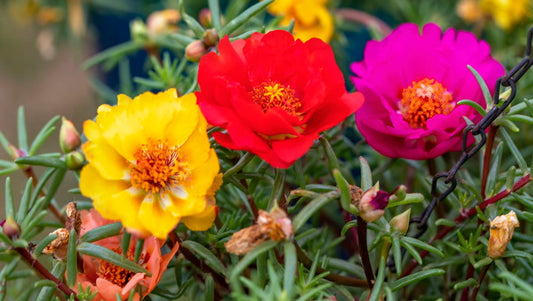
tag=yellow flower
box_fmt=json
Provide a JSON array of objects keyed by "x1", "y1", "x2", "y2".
[
  {"x1": 79, "y1": 89, "x2": 221, "y2": 239},
  {"x1": 480, "y1": 0, "x2": 531, "y2": 30},
  {"x1": 267, "y1": 0, "x2": 334, "y2": 43}
]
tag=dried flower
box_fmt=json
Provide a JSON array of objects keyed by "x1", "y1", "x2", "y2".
[
  {"x1": 352, "y1": 185, "x2": 389, "y2": 223},
  {"x1": 146, "y1": 9, "x2": 181, "y2": 38},
  {"x1": 42, "y1": 228, "x2": 70, "y2": 260},
  {"x1": 351, "y1": 23, "x2": 504, "y2": 159},
  {"x1": 488, "y1": 210, "x2": 520, "y2": 258},
  {"x1": 79, "y1": 90, "x2": 221, "y2": 239},
  {"x1": 225, "y1": 207, "x2": 293, "y2": 255}
]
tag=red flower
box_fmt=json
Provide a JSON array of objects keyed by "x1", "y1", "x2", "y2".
[
  {"x1": 196, "y1": 30, "x2": 364, "y2": 168},
  {"x1": 75, "y1": 210, "x2": 179, "y2": 301}
]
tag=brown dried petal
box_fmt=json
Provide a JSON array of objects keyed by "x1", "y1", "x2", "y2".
[
  {"x1": 488, "y1": 211, "x2": 520, "y2": 258},
  {"x1": 224, "y1": 225, "x2": 269, "y2": 255},
  {"x1": 42, "y1": 228, "x2": 70, "y2": 260}
]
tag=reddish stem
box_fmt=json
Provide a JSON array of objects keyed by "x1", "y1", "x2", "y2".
[
  {"x1": 15, "y1": 247, "x2": 78, "y2": 300},
  {"x1": 357, "y1": 216, "x2": 375, "y2": 288},
  {"x1": 480, "y1": 126, "x2": 498, "y2": 199},
  {"x1": 401, "y1": 173, "x2": 531, "y2": 277}
]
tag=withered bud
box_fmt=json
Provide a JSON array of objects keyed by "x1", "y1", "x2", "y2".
[
  {"x1": 198, "y1": 8, "x2": 212, "y2": 28},
  {"x1": 390, "y1": 209, "x2": 411, "y2": 234},
  {"x1": 42, "y1": 228, "x2": 70, "y2": 260},
  {"x1": 357, "y1": 186, "x2": 390, "y2": 223},
  {"x1": 202, "y1": 29, "x2": 219, "y2": 47},
  {"x1": 349, "y1": 185, "x2": 363, "y2": 205},
  {"x1": 185, "y1": 40, "x2": 209, "y2": 62},
  {"x1": 8, "y1": 145, "x2": 27, "y2": 161},
  {"x1": 146, "y1": 9, "x2": 181, "y2": 37},
  {"x1": 59, "y1": 117, "x2": 81, "y2": 153},
  {"x1": 2, "y1": 216, "x2": 21, "y2": 239},
  {"x1": 488, "y1": 211, "x2": 520, "y2": 258},
  {"x1": 65, "y1": 151, "x2": 85, "y2": 170},
  {"x1": 225, "y1": 207, "x2": 293, "y2": 255},
  {"x1": 65, "y1": 202, "x2": 81, "y2": 234}
]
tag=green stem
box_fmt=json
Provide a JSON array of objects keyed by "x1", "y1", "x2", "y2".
[{"x1": 357, "y1": 216, "x2": 375, "y2": 288}]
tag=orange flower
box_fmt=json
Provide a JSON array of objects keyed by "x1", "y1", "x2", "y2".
[{"x1": 75, "y1": 210, "x2": 179, "y2": 301}]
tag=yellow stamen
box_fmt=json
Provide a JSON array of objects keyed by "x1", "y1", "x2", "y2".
[
  {"x1": 250, "y1": 80, "x2": 301, "y2": 116},
  {"x1": 130, "y1": 139, "x2": 190, "y2": 194},
  {"x1": 399, "y1": 78, "x2": 454, "y2": 129}
]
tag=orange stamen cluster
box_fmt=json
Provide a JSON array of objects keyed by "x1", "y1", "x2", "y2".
[
  {"x1": 97, "y1": 247, "x2": 146, "y2": 287},
  {"x1": 399, "y1": 78, "x2": 454, "y2": 129},
  {"x1": 250, "y1": 80, "x2": 301, "y2": 116},
  {"x1": 130, "y1": 139, "x2": 190, "y2": 194}
]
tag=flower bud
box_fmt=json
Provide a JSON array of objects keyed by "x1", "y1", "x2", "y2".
[
  {"x1": 2, "y1": 216, "x2": 21, "y2": 239},
  {"x1": 9, "y1": 145, "x2": 28, "y2": 170},
  {"x1": 488, "y1": 210, "x2": 519, "y2": 258},
  {"x1": 64, "y1": 151, "x2": 85, "y2": 170},
  {"x1": 456, "y1": 0, "x2": 484, "y2": 23},
  {"x1": 198, "y1": 8, "x2": 213, "y2": 28},
  {"x1": 202, "y1": 28, "x2": 219, "y2": 47},
  {"x1": 357, "y1": 185, "x2": 390, "y2": 223},
  {"x1": 390, "y1": 209, "x2": 411, "y2": 234},
  {"x1": 59, "y1": 117, "x2": 81, "y2": 153},
  {"x1": 185, "y1": 40, "x2": 208, "y2": 62},
  {"x1": 146, "y1": 9, "x2": 181, "y2": 37},
  {"x1": 130, "y1": 19, "x2": 149, "y2": 43}
]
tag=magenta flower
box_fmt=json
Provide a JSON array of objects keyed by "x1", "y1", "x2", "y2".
[{"x1": 351, "y1": 23, "x2": 505, "y2": 160}]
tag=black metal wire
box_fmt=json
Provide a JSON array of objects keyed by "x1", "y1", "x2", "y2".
[{"x1": 410, "y1": 26, "x2": 533, "y2": 238}]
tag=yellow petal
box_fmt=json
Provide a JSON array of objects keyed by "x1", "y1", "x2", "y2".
[
  {"x1": 164, "y1": 93, "x2": 200, "y2": 147},
  {"x1": 79, "y1": 165, "x2": 130, "y2": 220},
  {"x1": 178, "y1": 117, "x2": 211, "y2": 169},
  {"x1": 166, "y1": 191, "x2": 206, "y2": 218},
  {"x1": 82, "y1": 140, "x2": 129, "y2": 180},
  {"x1": 83, "y1": 120, "x2": 101, "y2": 142},
  {"x1": 101, "y1": 189, "x2": 145, "y2": 232},
  {"x1": 182, "y1": 205, "x2": 217, "y2": 231},
  {"x1": 183, "y1": 149, "x2": 220, "y2": 195},
  {"x1": 139, "y1": 196, "x2": 180, "y2": 239}
]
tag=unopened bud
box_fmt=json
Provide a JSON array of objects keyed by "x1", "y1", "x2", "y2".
[
  {"x1": 130, "y1": 19, "x2": 149, "y2": 43},
  {"x1": 146, "y1": 9, "x2": 181, "y2": 37},
  {"x1": 42, "y1": 228, "x2": 70, "y2": 260},
  {"x1": 202, "y1": 29, "x2": 220, "y2": 47},
  {"x1": 185, "y1": 40, "x2": 208, "y2": 62},
  {"x1": 65, "y1": 151, "x2": 85, "y2": 170},
  {"x1": 357, "y1": 185, "x2": 390, "y2": 223},
  {"x1": 2, "y1": 216, "x2": 21, "y2": 239},
  {"x1": 488, "y1": 211, "x2": 519, "y2": 258},
  {"x1": 456, "y1": 0, "x2": 484, "y2": 23},
  {"x1": 59, "y1": 117, "x2": 81, "y2": 153},
  {"x1": 8, "y1": 145, "x2": 26, "y2": 161},
  {"x1": 390, "y1": 209, "x2": 411, "y2": 234},
  {"x1": 198, "y1": 8, "x2": 213, "y2": 28}
]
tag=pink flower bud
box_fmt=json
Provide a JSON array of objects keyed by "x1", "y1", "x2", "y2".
[
  {"x1": 185, "y1": 40, "x2": 208, "y2": 62},
  {"x1": 358, "y1": 186, "x2": 390, "y2": 222},
  {"x1": 59, "y1": 117, "x2": 81, "y2": 153},
  {"x1": 2, "y1": 216, "x2": 21, "y2": 239},
  {"x1": 198, "y1": 8, "x2": 213, "y2": 28},
  {"x1": 390, "y1": 209, "x2": 411, "y2": 234}
]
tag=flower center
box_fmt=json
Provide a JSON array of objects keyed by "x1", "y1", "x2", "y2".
[
  {"x1": 250, "y1": 81, "x2": 301, "y2": 116},
  {"x1": 97, "y1": 247, "x2": 146, "y2": 287},
  {"x1": 130, "y1": 139, "x2": 190, "y2": 194},
  {"x1": 399, "y1": 78, "x2": 454, "y2": 129}
]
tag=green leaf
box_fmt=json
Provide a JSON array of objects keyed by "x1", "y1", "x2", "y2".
[
  {"x1": 4, "y1": 177, "x2": 14, "y2": 219},
  {"x1": 390, "y1": 269, "x2": 445, "y2": 291},
  {"x1": 400, "y1": 240, "x2": 423, "y2": 264},
  {"x1": 17, "y1": 106, "x2": 28, "y2": 151},
  {"x1": 82, "y1": 41, "x2": 144, "y2": 70},
  {"x1": 453, "y1": 278, "x2": 479, "y2": 290},
  {"x1": 320, "y1": 137, "x2": 341, "y2": 173},
  {"x1": 36, "y1": 260, "x2": 65, "y2": 300},
  {"x1": 0, "y1": 130, "x2": 11, "y2": 157},
  {"x1": 81, "y1": 222, "x2": 123, "y2": 242},
  {"x1": 29, "y1": 168, "x2": 56, "y2": 210},
  {"x1": 473, "y1": 257, "x2": 493, "y2": 269},
  {"x1": 220, "y1": 0, "x2": 274, "y2": 37},
  {"x1": 495, "y1": 118, "x2": 520, "y2": 132},
  {"x1": 15, "y1": 156, "x2": 65, "y2": 169},
  {"x1": 204, "y1": 274, "x2": 215, "y2": 301},
  {"x1": 283, "y1": 242, "x2": 297, "y2": 298},
  {"x1": 21, "y1": 210, "x2": 47, "y2": 239},
  {"x1": 208, "y1": 0, "x2": 222, "y2": 32},
  {"x1": 181, "y1": 240, "x2": 227, "y2": 276},
  {"x1": 497, "y1": 271, "x2": 533, "y2": 295},
  {"x1": 457, "y1": 99, "x2": 486, "y2": 116},
  {"x1": 66, "y1": 229, "x2": 78, "y2": 287},
  {"x1": 387, "y1": 193, "x2": 424, "y2": 207},
  {"x1": 292, "y1": 190, "x2": 339, "y2": 231},
  {"x1": 16, "y1": 179, "x2": 33, "y2": 223},
  {"x1": 368, "y1": 255, "x2": 386, "y2": 301},
  {"x1": 467, "y1": 65, "x2": 492, "y2": 108},
  {"x1": 500, "y1": 127, "x2": 528, "y2": 173},
  {"x1": 340, "y1": 220, "x2": 358, "y2": 237},
  {"x1": 391, "y1": 235, "x2": 402, "y2": 275},
  {"x1": 507, "y1": 114, "x2": 533, "y2": 125},
  {"x1": 29, "y1": 116, "x2": 60, "y2": 155},
  {"x1": 0, "y1": 159, "x2": 15, "y2": 168},
  {"x1": 334, "y1": 169, "x2": 356, "y2": 214},
  {"x1": 402, "y1": 236, "x2": 445, "y2": 257},
  {"x1": 359, "y1": 156, "x2": 372, "y2": 190},
  {"x1": 0, "y1": 166, "x2": 19, "y2": 176},
  {"x1": 77, "y1": 242, "x2": 151, "y2": 276},
  {"x1": 182, "y1": 11, "x2": 206, "y2": 37}
]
